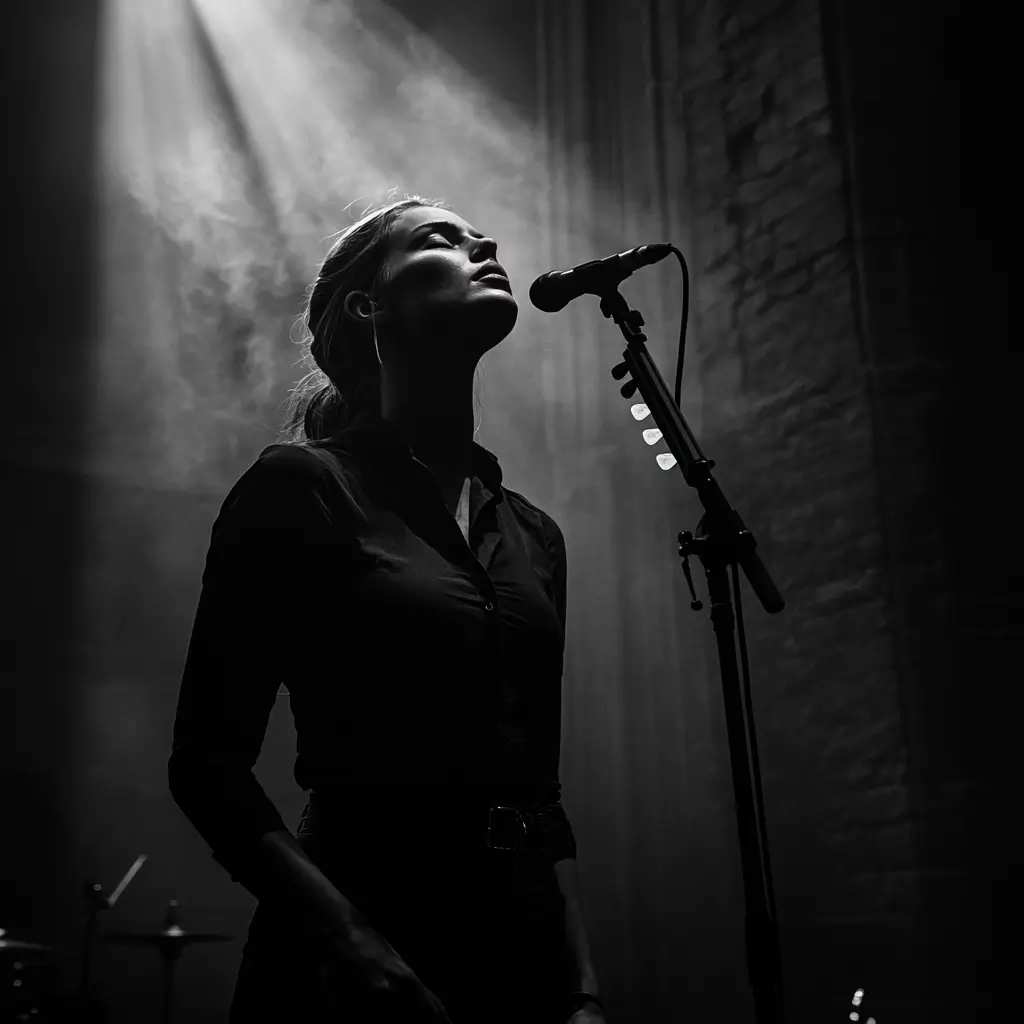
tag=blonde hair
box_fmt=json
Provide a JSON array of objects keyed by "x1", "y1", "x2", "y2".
[{"x1": 279, "y1": 194, "x2": 448, "y2": 442}]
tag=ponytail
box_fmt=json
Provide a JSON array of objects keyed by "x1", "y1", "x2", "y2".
[{"x1": 278, "y1": 194, "x2": 448, "y2": 445}]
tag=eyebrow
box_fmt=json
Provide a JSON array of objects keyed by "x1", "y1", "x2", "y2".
[{"x1": 409, "y1": 221, "x2": 485, "y2": 242}]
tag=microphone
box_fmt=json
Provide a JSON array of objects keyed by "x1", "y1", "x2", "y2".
[{"x1": 529, "y1": 243, "x2": 673, "y2": 313}]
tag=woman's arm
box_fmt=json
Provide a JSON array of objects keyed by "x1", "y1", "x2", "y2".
[
  {"x1": 168, "y1": 579, "x2": 367, "y2": 945},
  {"x1": 227, "y1": 828, "x2": 370, "y2": 944},
  {"x1": 554, "y1": 857, "x2": 601, "y2": 997},
  {"x1": 168, "y1": 446, "x2": 356, "y2": 933},
  {"x1": 168, "y1": 449, "x2": 453, "y2": 1021}
]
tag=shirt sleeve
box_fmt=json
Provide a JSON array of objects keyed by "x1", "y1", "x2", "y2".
[
  {"x1": 544, "y1": 512, "x2": 568, "y2": 634},
  {"x1": 538, "y1": 513, "x2": 577, "y2": 861},
  {"x1": 168, "y1": 444, "x2": 340, "y2": 879}
]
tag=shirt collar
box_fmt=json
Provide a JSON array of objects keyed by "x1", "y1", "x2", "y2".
[{"x1": 317, "y1": 417, "x2": 504, "y2": 503}]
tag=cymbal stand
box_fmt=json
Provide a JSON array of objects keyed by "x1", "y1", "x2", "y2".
[{"x1": 78, "y1": 855, "x2": 146, "y2": 1023}]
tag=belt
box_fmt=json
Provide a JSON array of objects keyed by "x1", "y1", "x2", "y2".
[
  {"x1": 484, "y1": 804, "x2": 536, "y2": 851},
  {"x1": 301, "y1": 786, "x2": 548, "y2": 854}
]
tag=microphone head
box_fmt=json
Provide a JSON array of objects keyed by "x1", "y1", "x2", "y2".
[{"x1": 528, "y1": 271, "x2": 572, "y2": 314}]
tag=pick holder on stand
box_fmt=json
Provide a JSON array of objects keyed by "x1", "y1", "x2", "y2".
[{"x1": 602, "y1": 284, "x2": 786, "y2": 1024}]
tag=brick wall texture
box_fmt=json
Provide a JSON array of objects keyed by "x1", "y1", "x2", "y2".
[
  {"x1": 680, "y1": 1, "x2": 925, "y2": 1017},
  {"x1": 540, "y1": 0, "x2": 1012, "y2": 1020}
]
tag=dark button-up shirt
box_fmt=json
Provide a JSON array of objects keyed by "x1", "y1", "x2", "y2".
[{"x1": 169, "y1": 418, "x2": 577, "y2": 872}]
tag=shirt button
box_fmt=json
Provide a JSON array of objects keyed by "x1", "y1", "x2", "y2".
[{"x1": 484, "y1": 601, "x2": 495, "y2": 612}]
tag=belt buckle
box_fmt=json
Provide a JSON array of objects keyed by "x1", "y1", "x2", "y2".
[{"x1": 486, "y1": 805, "x2": 526, "y2": 851}]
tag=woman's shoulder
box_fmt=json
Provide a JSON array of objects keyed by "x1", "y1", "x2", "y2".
[
  {"x1": 252, "y1": 440, "x2": 338, "y2": 472},
  {"x1": 500, "y1": 486, "x2": 565, "y2": 549},
  {"x1": 219, "y1": 442, "x2": 357, "y2": 523},
  {"x1": 240, "y1": 441, "x2": 357, "y2": 488},
  {"x1": 204, "y1": 445, "x2": 360, "y2": 580}
]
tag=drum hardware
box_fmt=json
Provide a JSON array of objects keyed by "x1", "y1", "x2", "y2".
[
  {"x1": 4, "y1": 855, "x2": 237, "y2": 1023},
  {"x1": 0, "y1": 928, "x2": 57, "y2": 1023},
  {"x1": 102, "y1": 900, "x2": 233, "y2": 1024},
  {"x1": 79, "y1": 854, "x2": 147, "y2": 1022},
  {"x1": 0, "y1": 932, "x2": 55, "y2": 956}
]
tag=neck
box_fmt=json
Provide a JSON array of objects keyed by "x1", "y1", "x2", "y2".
[{"x1": 380, "y1": 362, "x2": 476, "y2": 489}]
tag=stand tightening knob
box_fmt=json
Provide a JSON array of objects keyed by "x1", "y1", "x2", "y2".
[{"x1": 676, "y1": 531, "x2": 704, "y2": 611}]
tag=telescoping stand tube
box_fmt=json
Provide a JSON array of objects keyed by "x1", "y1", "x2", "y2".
[{"x1": 600, "y1": 287, "x2": 786, "y2": 1024}]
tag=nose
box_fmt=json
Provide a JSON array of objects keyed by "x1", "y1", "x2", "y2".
[{"x1": 471, "y1": 235, "x2": 498, "y2": 262}]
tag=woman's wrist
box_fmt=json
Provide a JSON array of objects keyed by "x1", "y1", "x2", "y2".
[{"x1": 246, "y1": 831, "x2": 367, "y2": 945}]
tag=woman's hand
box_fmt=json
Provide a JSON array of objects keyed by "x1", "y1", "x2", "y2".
[{"x1": 318, "y1": 923, "x2": 452, "y2": 1022}]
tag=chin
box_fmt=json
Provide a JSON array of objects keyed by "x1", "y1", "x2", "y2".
[
  {"x1": 485, "y1": 299, "x2": 519, "y2": 347},
  {"x1": 417, "y1": 295, "x2": 518, "y2": 352},
  {"x1": 464, "y1": 294, "x2": 519, "y2": 348}
]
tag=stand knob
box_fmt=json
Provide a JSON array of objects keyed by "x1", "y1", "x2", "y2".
[{"x1": 676, "y1": 531, "x2": 704, "y2": 611}]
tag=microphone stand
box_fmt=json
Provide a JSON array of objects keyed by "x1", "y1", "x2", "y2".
[{"x1": 599, "y1": 287, "x2": 786, "y2": 1024}]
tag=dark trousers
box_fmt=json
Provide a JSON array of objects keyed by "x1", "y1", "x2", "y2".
[{"x1": 229, "y1": 812, "x2": 574, "y2": 1022}]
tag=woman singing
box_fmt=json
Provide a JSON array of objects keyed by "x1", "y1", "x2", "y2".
[{"x1": 168, "y1": 197, "x2": 606, "y2": 1023}]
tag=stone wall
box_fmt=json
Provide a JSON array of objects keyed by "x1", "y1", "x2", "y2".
[
  {"x1": 678, "y1": 1, "x2": 922, "y2": 1017},
  {"x1": 540, "y1": 0, "x2": 1010, "y2": 1019}
]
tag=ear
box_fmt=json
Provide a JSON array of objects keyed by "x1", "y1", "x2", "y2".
[{"x1": 342, "y1": 290, "x2": 375, "y2": 321}]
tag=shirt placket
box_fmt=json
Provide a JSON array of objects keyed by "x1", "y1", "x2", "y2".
[
  {"x1": 405, "y1": 457, "x2": 507, "y2": 778},
  {"x1": 406, "y1": 456, "x2": 500, "y2": 617}
]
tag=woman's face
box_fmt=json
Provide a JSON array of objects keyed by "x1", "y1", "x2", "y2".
[{"x1": 374, "y1": 206, "x2": 518, "y2": 366}]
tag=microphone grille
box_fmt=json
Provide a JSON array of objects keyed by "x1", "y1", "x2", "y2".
[{"x1": 528, "y1": 271, "x2": 570, "y2": 313}]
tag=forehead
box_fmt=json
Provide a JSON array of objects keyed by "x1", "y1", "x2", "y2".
[{"x1": 390, "y1": 206, "x2": 481, "y2": 244}]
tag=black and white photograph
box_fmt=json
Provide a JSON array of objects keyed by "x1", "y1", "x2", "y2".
[{"x1": 2, "y1": 1, "x2": 1010, "y2": 1021}]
